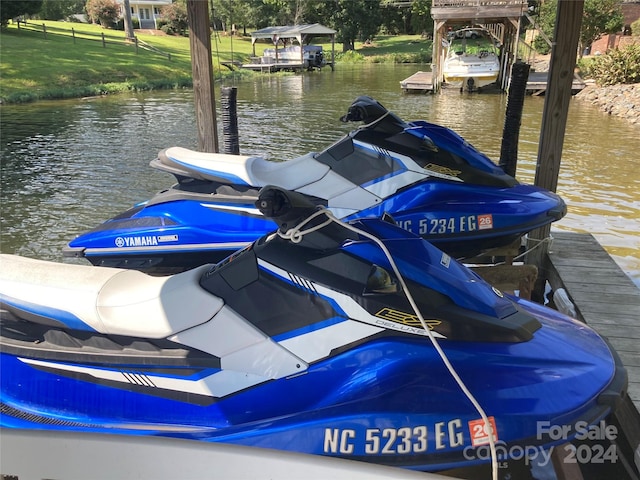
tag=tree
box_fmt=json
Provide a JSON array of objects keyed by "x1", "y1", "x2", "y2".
[
  {"x1": 1, "y1": 0, "x2": 43, "y2": 25},
  {"x1": 379, "y1": 1, "x2": 408, "y2": 35},
  {"x1": 410, "y1": 0, "x2": 432, "y2": 36},
  {"x1": 122, "y1": 0, "x2": 135, "y2": 40},
  {"x1": 160, "y1": 2, "x2": 188, "y2": 35},
  {"x1": 212, "y1": 0, "x2": 258, "y2": 33},
  {"x1": 262, "y1": 0, "x2": 308, "y2": 25},
  {"x1": 318, "y1": 0, "x2": 382, "y2": 52},
  {"x1": 534, "y1": 0, "x2": 624, "y2": 56},
  {"x1": 85, "y1": 0, "x2": 119, "y2": 27},
  {"x1": 580, "y1": 0, "x2": 624, "y2": 52},
  {"x1": 39, "y1": 0, "x2": 85, "y2": 20}
]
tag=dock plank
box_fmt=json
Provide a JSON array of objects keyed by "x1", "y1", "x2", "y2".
[{"x1": 545, "y1": 230, "x2": 640, "y2": 448}]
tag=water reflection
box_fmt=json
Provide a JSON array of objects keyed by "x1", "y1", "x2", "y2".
[{"x1": 1, "y1": 64, "x2": 638, "y2": 285}]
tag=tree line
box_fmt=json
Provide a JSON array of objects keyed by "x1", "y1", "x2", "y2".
[
  {"x1": 1, "y1": 0, "x2": 629, "y2": 54},
  {"x1": 1, "y1": 0, "x2": 433, "y2": 52}
]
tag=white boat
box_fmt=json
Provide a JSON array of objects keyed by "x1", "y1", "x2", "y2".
[
  {"x1": 443, "y1": 28, "x2": 501, "y2": 92},
  {"x1": 262, "y1": 44, "x2": 325, "y2": 69},
  {"x1": 0, "y1": 429, "x2": 448, "y2": 480}
]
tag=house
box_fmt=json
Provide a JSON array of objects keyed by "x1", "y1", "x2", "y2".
[
  {"x1": 116, "y1": 0, "x2": 171, "y2": 30},
  {"x1": 590, "y1": 1, "x2": 640, "y2": 54}
]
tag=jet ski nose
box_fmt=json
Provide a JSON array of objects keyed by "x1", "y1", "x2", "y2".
[{"x1": 549, "y1": 197, "x2": 568, "y2": 220}]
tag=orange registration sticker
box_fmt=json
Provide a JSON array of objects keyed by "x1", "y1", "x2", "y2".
[
  {"x1": 477, "y1": 214, "x2": 494, "y2": 230},
  {"x1": 468, "y1": 416, "x2": 498, "y2": 446}
]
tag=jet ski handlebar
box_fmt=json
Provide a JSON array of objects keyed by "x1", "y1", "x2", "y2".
[
  {"x1": 339, "y1": 95, "x2": 406, "y2": 128},
  {"x1": 256, "y1": 186, "x2": 320, "y2": 233},
  {"x1": 256, "y1": 186, "x2": 357, "y2": 249}
]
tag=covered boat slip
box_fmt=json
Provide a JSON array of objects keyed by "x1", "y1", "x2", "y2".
[{"x1": 242, "y1": 24, "x2": 336, "y2": 72}]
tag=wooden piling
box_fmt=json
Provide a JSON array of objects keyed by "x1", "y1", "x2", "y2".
[
  {"x1": 187, "y1": 0, "x2": 219, "y2": 153},
  {"x1": 527, "y1": 0, "x2": 584, "y2": 301}
]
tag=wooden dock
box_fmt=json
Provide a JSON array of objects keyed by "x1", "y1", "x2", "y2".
[
  {"x1": 400, "y1": 71, "x2": 586, "y2": 96},
  {"x1": 238, "y1": 60, "x2": 335, "y2": 73},
  {"x1": 400, "y1": 71, "x2": 434, "y2": 93},
  {"x1": 546, "y1": 230, "x2": 640, "y2": 468},
  {"x1": 526, "y1": 71, "x2": 586, "y2": 95},
  {"x1": 400, "y1": 70, "x2": 586, "y2": 95}
]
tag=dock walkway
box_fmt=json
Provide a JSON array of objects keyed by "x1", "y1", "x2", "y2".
[
  {"x1": 239, "y1": 60, "x2": 335, "y2": 73},
  {"x1": 546, "y1": 231, "x2": 640, "y2": 408},
  {"x1": 400, "y1": 71, "x2": 434, "y2": 93},
  {"x1": 526, "y1": 71, "x2": 586, "y2": 95},
  {"x1": 399, "y1": 70, "x2": 586, "y2": 95},
  {"x1": 546, "y1": 230, "x2": 640, "y2": 468}
]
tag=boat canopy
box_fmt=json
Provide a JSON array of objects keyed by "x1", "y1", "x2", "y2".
[{"x1": 250, "y1": 24, "x2": 336, "y2": 47}]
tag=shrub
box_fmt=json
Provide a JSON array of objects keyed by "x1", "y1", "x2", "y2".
[
  {"x1": 160, "y1": 2, "x2": 187, "y2": 36},
  {"x1": 335, "y1": 50, "x2": 366, "y2": 63},
  {"x1": 85, "y1": 0, "x2": 118, "y2": 28},
  {"x1": 582, "y1": 44, "x2": 640, "y2": 85},
  {"x1": 533, "y1": 35, "x2": 551, "y2": 55},
  {"x1": 369, "y1": 52, "x2": 431, "y2": 64},
  {"x1": 115, "y1": 16, "x2": 139, "y2": 30},
  {"x1": 632, "y1": 18, "x2": 640, "y2": 37}
]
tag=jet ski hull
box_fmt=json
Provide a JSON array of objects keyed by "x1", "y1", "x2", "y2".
[
  {"x1": 0, "y1": 297, "x2": 625, "y2": 471},
  {"x1": 64, "y1": 180, "x2": 565, "y2": 271},
  {"x1": 64, "y1": 97, "x2": 566, "y2": 272},
  {"x1": 1, "y1": 187, "x2": 617, "y2": 473}
]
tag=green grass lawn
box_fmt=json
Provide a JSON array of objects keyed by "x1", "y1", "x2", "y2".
[{"x1": 0, "y1": 20, "x2": 431, "y2": 104}]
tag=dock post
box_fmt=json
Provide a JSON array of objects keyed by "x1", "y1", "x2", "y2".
[
  {"x1": 220, "y1": 86, "x2": 240, "y2": 155},
  {"x1": 526, "y1": 0, "x2": 584, "y2": 301},
  {"x1": 499, "y1": 61, "x2": 530, "y2": 177},
  {"x1": 187, "y1": 0, "x2": 219, "y2": 153}
]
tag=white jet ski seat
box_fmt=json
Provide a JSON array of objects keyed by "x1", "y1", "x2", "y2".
[
  {"x1": 0, "y1": 254, "x2": 223, "y2": 339},
  {"x1": 153, "y1": 147, "x2": 331, "y2": 191}
]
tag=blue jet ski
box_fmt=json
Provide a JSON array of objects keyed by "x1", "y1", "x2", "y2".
[
  {"x1": 1, "y1": 186, "x2": 625, "y2": 475},
  {"x1": 63, "y1": 96, "x2": 566, "y2": 273}
]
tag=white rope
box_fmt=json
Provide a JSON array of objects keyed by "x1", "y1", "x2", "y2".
[
  {"x1": 355, "y1": 109, "x2": 391, "y2": 130},
  {"x1": 493, "y1": 234, "x2": 554, "y2": 266},
  {"x1": 513, "y1": 234, "x2": 554, "y2": 262},
  {"x1": 279, "y1": 207, "x2": 498, "y2": 480},
  {"x1": 277, "y1": 208, "x2": 334, "y2": 243}
]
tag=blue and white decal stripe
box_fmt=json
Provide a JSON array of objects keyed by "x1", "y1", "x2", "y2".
[
  {"x1": 257, "y1": 259, "x2": 444, "y2": 339},
  {"x1": 272, "y1": 316, "x2": 347, "y2": 343},
  {"x1": 279, "y1": 319, "x2": 383, "y2": 363},
  {"x1": 286, "y1": 272, "x2": 317, "y2": 294},
  {"x1": 166, "y1": 155, "x2": 250, "y2": 186},
  {"x1": 0, "y1": 294, "x2": 96, "y2": 332},
  {"x1": 364, "y1": 170, "x2": 428, "y2": 198},
  {"x1": 352, "y1": 141, "x2": 429, "y2": 197},
  {"x1": 84, "y1": 241, "x2": 251, "y2": 256},
  {"x1": 19, "y1": 358, "x2": 268, "y2": 398},
  {"x1": 353, "y1": 140, "x2": 415, "y2": 170},
  {"x1": 354, "y1": 139, "x2": 463, "y2": 183},
  {"x1": 202, "y1": 204, "x2": 264, "y2": 216}
]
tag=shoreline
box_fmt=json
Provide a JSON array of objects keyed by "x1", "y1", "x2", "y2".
[
  {"x1": 531, "y1": 54, "x2": 639, "y2": 127},
  {"x1": 573, "y1": 82, "x2": 640, "y2": 126}
]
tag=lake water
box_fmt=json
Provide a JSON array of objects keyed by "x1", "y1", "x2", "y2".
[{"x1": 1, "y1": 63, "x2": 639, "y2": 287}]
